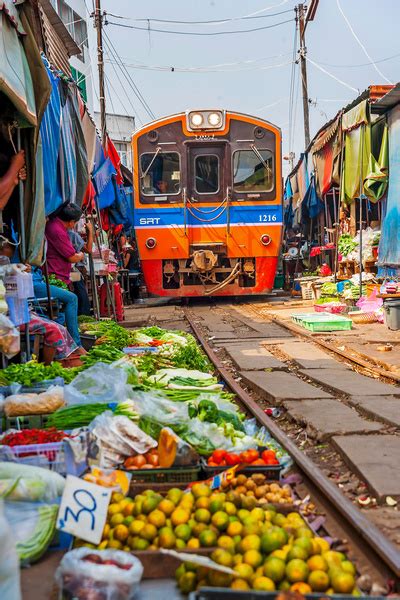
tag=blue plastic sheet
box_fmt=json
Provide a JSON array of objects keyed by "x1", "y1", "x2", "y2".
[
  {"x1": 378, "y1": 104, "x2": 400, "y2": 268},
  {"x1": 92, "y1": 137, "x2": 117, "y2": 210}
]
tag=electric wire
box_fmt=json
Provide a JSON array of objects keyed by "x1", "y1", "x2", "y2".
[
  {"x1": 104, "y1": 8, "x2": 293, "y2": 24},
  {"x1": 306, "y1": 56, "x2": 358, "y2": 93},
  {"x1": 105, "y1": 57, "x2": 294, "y2": 74},
  {"x1": 336, "y1": 0, "x2": 392, "y2": 84},
  {"x1": 315, "y1": 51, "x2": 400, "y2": 69},
  {"x1": 288, "y1": 18, "x2": 298, "y2": 158},
  {"x1": 106, "y1": 18, "x2": 294, "y2": 36}
]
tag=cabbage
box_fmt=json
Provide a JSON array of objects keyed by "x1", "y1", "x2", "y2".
[{"x1": 159, "y1": 332, "x2": 188, "y2": 346}]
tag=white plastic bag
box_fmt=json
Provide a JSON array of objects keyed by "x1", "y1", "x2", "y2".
[
  {"x1": 55, "y1": 548, "x2": 143, "y2": 600},
  {"x1": 0, "y1": 499, "x2": 21, "y2": 599},
  {"x1": 64, "y1": 363, "x2": 131, "y2": 406},
  {"x1": 4, "y1": 385, "x2": 64, "y2": 416},
  {"x1": 0, "y1": 314, "x2": 20, "y2": 358}
]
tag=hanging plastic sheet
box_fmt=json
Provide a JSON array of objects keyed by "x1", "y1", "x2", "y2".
[
  {"x1": 364, "y1": 122, "x2": 388, "y2": 202},
  {"x1": 26, "y1": 133, "x2": 46, "y2": 265},
  {"x1": 296, "y1": 153, "x2": 309, "y2": 202},
  {"x1": 40, "y1": 60, "x2": 62, "y2": 215},
  {"x1": 59, "y1": 79, "x2": 77, "y2": 204},
  {"x1": 341, "y1": 100, "x2": 371, "y2": 204},
  {"x1": 302, "y1": 175, "x2": 324, "y2": 219},
  {"x1": 105, "y1": 135, "x2": 123, "y2": 185},
  {"x1": 92, "y1": 137, "x2": 117, "y2": 210},
  {"x1": 378, "y1": 104, "x2": 400, "y2": 268},
  {"x1": 312, "y1": 116, "x2": 342, "y2": 197},
  {"x1": 70, "y1": 87, "x2": 88, "y2": 206},
  {"x1": 108, "y1": 185, "x2": 134, "y2": 229}
]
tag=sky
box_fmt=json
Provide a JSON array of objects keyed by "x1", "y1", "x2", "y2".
[{"x1": 87, "y1": 0, "x2": 400, "y2": 177}]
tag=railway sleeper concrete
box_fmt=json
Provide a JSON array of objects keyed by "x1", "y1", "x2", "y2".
[
  {"x1": 282, "y1": 399, "x2": 383, "y2": 442},
  {"x1": 275, "y1": 340, "x2": 349, "y2": 369},
  {"x1": 347, "y1": 396, "x2": 400, "y2": 428},
  {"x1": 332, "y1": 434, "x2": 400, "y2": 499},
  {"x1": 299, "y1": 368, "x2": 399, "y2": 397},
  {"x1": 240, "y1": 370, "x2": 333, "y2": 402},
  {"x1": 224, "y1": 345, "x2": 283, "y2": 370}
]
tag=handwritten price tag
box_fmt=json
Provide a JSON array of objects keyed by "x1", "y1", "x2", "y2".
[{"x1": 57, "y1": 475, "x2": 112, "y2": 545}]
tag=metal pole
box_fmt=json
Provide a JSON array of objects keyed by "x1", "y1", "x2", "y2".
[
  {"x1": 16, "y1": 130, "x2": 26, "y2": 262},
  {"x1": 43, "y1": 259, "x2": 54, "y2": 321},
  {"x1": 88, "y1": 252, "x2": 100, "y2": 320},
  {"x1": 359, "y1": 125, "x2": 365, "y2": 298},
  {"x1": 94, "y1": 0, "x2": 107, "y2": 142},
  {"x1": 298, "y1": 4, "x2": 311, "y2": 148}
]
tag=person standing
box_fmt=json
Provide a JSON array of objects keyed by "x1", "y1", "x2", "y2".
[{"x1": 45, "y1": 203, "x2": 84, "y2": 285}]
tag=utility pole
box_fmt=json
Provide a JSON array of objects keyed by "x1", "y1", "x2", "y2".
[
  {"x1": 296, "y1": 0, "x2": 319, "y2": 148},
  {"x1": 94, "y1": 0, "x2": 107, "y2": 142}
]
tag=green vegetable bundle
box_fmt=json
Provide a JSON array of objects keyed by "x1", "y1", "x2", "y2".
[
  {"x1": 45, "y1": 401, "x2": 138, "y2": 430},
  {"x1": 80, "y1": 344, "x2": 125, "y2": 367},
  {"x1": 0, "y1": 360, "x2": 81, "y2": 386},
  {"x1": 338, "y1": 233, "x2": 357, "y2": 257},
  {"x1": 16, "y1": 504, "x2": 58, "y2": 564}
]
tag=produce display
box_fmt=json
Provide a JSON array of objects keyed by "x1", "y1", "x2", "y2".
[
  {"x1": 4, "y1": 386, "x2": 64, "y2": 416},
  {"x1": 0, "y1": 428, "x2": 68, "y2": 447},
  {"x1": 207, "y1": 449, "x2": 279, "y2": 467}
]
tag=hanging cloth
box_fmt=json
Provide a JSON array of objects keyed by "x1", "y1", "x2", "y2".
[
  {"x1": 297, "y1": 153, "x2": 309, "y2": 202},
  {"x1": 92, "y1": 136, "x2": 117, "y2": 210},
  {"x1": 0, "y1": 1, "x2": 36, "y2": 127},
  {"x1": 312, "y1": 116, "x2": 342, "y2": 197},
  {"x1": 364, "y1": 122, "x2": 388, "y2": 202},
  {"x1": 341, "y1": 100, "x2": 371, "y2": 204},
  {"x1": 105, "y1": 135, "x2": 123, "y2": 185},
  {"x1": 302, "y1": 175, "x2": 324, "y2": 219},
  {"x1": 378, "y1": 104, "x2": 400, "y2": 268}
]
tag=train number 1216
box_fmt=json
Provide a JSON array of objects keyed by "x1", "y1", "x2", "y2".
[{"x1": 259, "y1": 214, "x2": 277, "y2": 222}]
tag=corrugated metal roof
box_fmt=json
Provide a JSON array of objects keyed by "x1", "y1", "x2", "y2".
[
  {"x1": 371, "y1": 82, "x2": 400, "y2": 113},
  {"x1": 39, "y1": 0, "x2": 80, "y2": 57}
]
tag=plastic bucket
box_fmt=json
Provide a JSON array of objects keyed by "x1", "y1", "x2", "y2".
[{"x1": 384, "y1": 300, "x2": 400, "y2": 330}]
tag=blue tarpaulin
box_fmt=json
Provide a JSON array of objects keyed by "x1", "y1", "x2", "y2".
[
  {"x1": 92, "y1": 136, "x2": 117, "y2": 209},
  {"x1": 378, "y1": 104, "x2": 400, "y2": 268}
]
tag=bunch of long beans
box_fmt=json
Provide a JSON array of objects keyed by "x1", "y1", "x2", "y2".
[{"x1": 45, "y1": 401, "x2": 138, "y2": 429}]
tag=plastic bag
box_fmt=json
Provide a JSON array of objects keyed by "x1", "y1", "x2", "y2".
[
  {"x1": 4, "y1": 500, "x2": 58, "y2": 566},
  {"x1": 64, "y1": 363, "x2": 131, "y2": 406},
  {"x1": 356, "y1": 289, "x2": 383, "y2": 313},
  {"x1": 0, "y1": 314, "x2": 20, "y2": 358},
  {"x1": 0, "y1": 461, "x2": 65, "y2": 501},
  {"x1": 55, "y1": 547, "x2": 143, "y2": 600},
  {"x1": 133, "y1": 390, "x2": 189, "y2": 425},
  {"x1": 4, "y1": 385, "x2": 64, "y2": 416},
  {"x1": 0, "y1": 499, "x2": 21, "y2": 599},
  {"x1": 89, "y1": 411, "x2": 157, "y2": 469}
]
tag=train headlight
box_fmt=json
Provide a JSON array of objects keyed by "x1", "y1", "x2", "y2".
[
  {"x1": 146, "y1": 237, "x2": 157, "y2": 249},
  {"x1": 208, "y1": 112, "x2": 222, "y2": 127},
  {"x1": 260, "y1": 234, "x2": 272, "y2": 246},
  {"x1": 190, "y1": 112, "x2": 204, "y2": 128}
]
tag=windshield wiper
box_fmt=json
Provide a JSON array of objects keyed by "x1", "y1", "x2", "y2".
[
  {"x1": 250, "y1": 144, "x2": 271, "y2": 174},
  {"x1": 141, "y1": 146, "x2": 161, "y2": 179}
]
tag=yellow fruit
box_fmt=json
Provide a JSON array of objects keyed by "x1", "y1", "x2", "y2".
[
  {"x1": 110, "y1": 513, "x2": 124, "y2": 527},
  {"x1": 241, "y1": 520, "x2": 261, "y2": 537},
  {"x1": 237, "y1": 509, "x2": 250, "y2": 522},
  {"x1": 279, "y1": 580, "x2": 291, "y2": 591},
  {"x1": 123, "y1": 502, "x2": 135, "y2": 517},
  {"x1": 129, "y1": 520, "x2": 145, "y2": 536},
  {"x1": 233, "y1": 554, "x2": 243, "y2": 566},
  {"x1": 223, "y1": 502, "x2": 237, "y2": 516},
  {"x1": 98, "y1": 540, "x2": 108, "y2": 549},
  {"x1": 131, "y1": 537, "x2": 150, "y2": 550},
  {"x1": 199, "y1": 529, "x2": 218, "y2": 548},
  {"x1": 250, "y1": 507, "x2": 265, "y2": 521},
  {"x1": 286, "y1": 559, "x2": 310, "y2": 583},
  {"x1": 175, "y1": 523, "x2": 192, "y2": 542},
  {"x1": 123, "y1": 516, "x2": 134, "y2": 527},
  {"x1": 111, "y1": 492, "x2": 124, "y2": 503},
  {"x1": 192, "y1": 522, "x2": 207, "y2": 537},
  {"x1": 263, "y1": 557, "x2": 286, "y2": 583},
  {"x1": 175, "y1": 539, "x2": 186, "y2": 549},
  {"x1": 254, "y1": 566, "x2": 265, "y2": 579},
  {"x1": 243, "y1": 550, "x2": 263, "y2": 569},
  {"x1": 211, "y1": 548, "x2": 234, "y2": 567},
  {"x1": 308, "y1": 555, "x2": 328, "y2": 572},
  {"x1": 290, "y1": 582, "x2": 312, "y2": 593},
  {"x1": 187, "y1": 538, "x2": 200, "y2": 549},
  {"x1": 107, "y1": 540, "x2": 122, "y2": 549},
  {"x1": 192, "y1": 483, "x2": 212, "y2": 499},
  {"x1": 158, "y1": 528, "x2": 176, "y2": 549},
  {"x1": 295, "y1": 526, "x2": 313, "y2": 539},
  {"x1": 137, "y1": 514, "x2": 147, "y2": 523},
  {"x1": 324, "y1": 550, "x2": 345, "y2": 567},
  {"x1": 147, "y1": 509, "x2": 166, "y2": 528},
  {"x1": 196, "y1": 497, "x2": 210, "y2": 510},
  {"x1": 195, "y1": 508, "x2": 211, "y2": 524},
  {"x1": 234, "y1": 563, "x2": 254, "y2": 581},
  {"x1": 140, "y1": 523, "x2": 158, "y2": 541},
  {"x1": 207, "y1": 570, "x2": 232, "y2": 587},
  {"x1": 286, "y1": 546, "x2": 309, "y2": 561},
  {"x1": 167, "y1": 488, "x2": 183, "y2": 505},
  {"x1": 272, "y1": 513, "x2": 287, "y2": 527},
  {"x1": 315, "y1": 538, "x2": 330, "y2": 553},
  {"x1": 209, "y1": 499, "x2": 224, "y2": 514},
  {"x1": 252, "y1": 576, "x2": 276, "y2": 591},
  {"x1": 178, "y1": 571, "x2": 197, "y2": 594},
  {"x1": 294, "y1": 536, "x2": 313, "y2": 555},
  {"x1": 231, "y1": 579, "x2": 250, "y2": 590},
  {"x1": 102, "y1": 524, "x2": 110, "y2": 539},
  {"x1": 341, "y1": 560, "x2": 356, "y2": 575},
  {"x1": 158, "y1": 499, "x2": 175, "y2": 516},
  {"x1": 227, "y1": 521, "x2": 243, "y2": 537},
  {"x1": 308, "y1": 569, "x2": 330, "y2": 592},
  {"x1": 260, "y1": 528, "x2": 288, "y2": 553},
  {"x1": 270, "y1": 549, "x2": 288, "y2": 560},
  {"x1": 331, "y1": 572, "x2": 356, "y2": 593},
  {"x1": 171, "y1": 507, "x2": 190, "y2": 527},
  {"x1": 142, "y1": 496, "x2": 160, "y2": 515},
  {"x1": 217, "y1": 535, "x2": 236, "y2": 553},
  {"x1": 113, "y1": 524, "x2": 129, "y2": 543},
  {"x1": 211, "y1": 511, "x2": 229, "y2": 531},
  {"x1": 240, "y1": 534, "x2": 261, "y2": 552}
]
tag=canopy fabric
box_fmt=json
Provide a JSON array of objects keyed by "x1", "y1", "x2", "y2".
[
  {"x1": 312, "y1": 119, "x2": 342, "y2": 197},
  {"x1": 40, "y1": 62, "x2": 63, "y2": 215},
  {"x1": 81, "y1": 108, "x2": 97, "y2": 174},
  {"x1": 364, "y1": 123, "x2": 388, "y2": 202},
  {"x1": 289, "y1": 171, "x2": 299, "y2": 202},
  {"x1": 378, "y1": 104, "x2": 400, "y2": 268},
  {"x1": 0, "y1": 4, "x2": 36, "y2": 127},
  {"x1": 341, "y1": 122, "x2": 371, "y2": 204},
  {"x1": 27, "y1": 134, "x2": 46, "y2": 265},
  {"x1": 297, "y1": 153, "x2": 309, "y2": 202},
  {"x1": 92, "y1": 136, "x2": 117, "y2": 210},
  {"x1": 105, "y1": 135, "x2": 123, "y2": 185},
  {"x1": 302, "y1": 175, "x2": 324, "y2": 219},
  {"x1": 342, "y1": 99, "x2": 369, "y2": 132}
]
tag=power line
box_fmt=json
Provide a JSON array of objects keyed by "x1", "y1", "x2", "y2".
[
  {"x1": 336, "y1": 0, "x2": 392, "y2": 84},
  {"x1": 104, "y1": 72, "x2": 131, "y2": 118},
  {"x1": 103, "y1": 46, "x2": 144, "y2": 126},
  {"x1": 106, "y1": 18, "x2": 294, "y2": 36},
  {"x1": 105, "y1": 57, "x2": 293, "y2": 74},
  {"x1": 306, "y1": 56, "x2": 358, "y2": 93},
  {"x1": 104, "y1": 8, "x2": 293, "y2": 25},
  {"x1": 103, "y1": 31, "x2": 155, "y2": 121},
  {"x1": 288, "y1": 19, "x2": 298, "y2": 154},
  {"x1": 314, "y1": 51, "x2": 400, "y2": 69}
]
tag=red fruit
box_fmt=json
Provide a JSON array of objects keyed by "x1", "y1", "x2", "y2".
[
  {"x1": 261, "y1": 449, "x2": 276, "y2": 462},
  {"x1": 211, "y1": 449, "x2": 227, "y2": 465},
  {"x1": 225, "y1": 453, "x2": 240, "y2": 466}
]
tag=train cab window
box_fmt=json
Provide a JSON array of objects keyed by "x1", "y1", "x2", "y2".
[
  {"x1": 233, "y1": 149, "x2": 274, "y2": 193},
  {"x1": 194, "y1": 155, "x2": 219, "y2": 194},
  {"x1": 140, "y1": 151, "x2": 181, "y2": 196}
]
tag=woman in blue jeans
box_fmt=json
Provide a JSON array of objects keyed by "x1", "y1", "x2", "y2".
[{"x1": 32, "y1": 267, "x2": 81, "y2": 346}]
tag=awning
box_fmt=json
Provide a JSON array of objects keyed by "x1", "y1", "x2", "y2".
[{"x1": 0, "y1": 0, "x2": 36, "y2": 127}]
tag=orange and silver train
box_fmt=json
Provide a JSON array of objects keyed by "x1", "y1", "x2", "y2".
[{"x1": 132, "y1": 109, "x2": 283, "y2": 297}]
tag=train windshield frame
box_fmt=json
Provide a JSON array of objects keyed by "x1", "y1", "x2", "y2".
[
  {"x1": 194, "y1": 154, "x2": 220, "y2": 194},
  {"x1": 140, "y1": 151, "x2": 181, "y2": 196},
  {"x1": 232, "y1": 148, "x2": 274, "y2": 194}
]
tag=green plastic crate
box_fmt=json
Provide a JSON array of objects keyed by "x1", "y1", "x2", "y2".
[
  {"x1": 292, "y1": 313, "x2": 352, "y2": 332},
  {"x1": 124, "y1": 465, "x2": 200, "y2": 484}
]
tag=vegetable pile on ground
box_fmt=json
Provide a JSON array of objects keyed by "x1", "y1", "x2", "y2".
[{"x1": 0, "y1": 360, "x2": 81, "y2": 386}]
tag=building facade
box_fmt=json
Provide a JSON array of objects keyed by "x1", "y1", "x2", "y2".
[{"x1": 94, "y1": 112, "x2": 135, "y2": 171}]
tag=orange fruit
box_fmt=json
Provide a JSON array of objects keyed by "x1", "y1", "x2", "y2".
[
  {"x1": 308, "y1": 570, "x2": 330, "y2": 592},
  {"x1": 307, "y1": 555, "x2": 328, "y2": 572},
  {"x1": 286, "y1": 559, "x2": 310, "y2": 583},
  {"x1": 290, "y1": 582, "x2": 312, "y2": 593},
  {"x1": 331, "y1": 572, "x2": 355, "y2": 593},
  {"x1": 252, "y1": 576, "x2": 276, "y2": 591},
  {"x1": 263, "y1": 557, "x2": 286, "y2": 583}
]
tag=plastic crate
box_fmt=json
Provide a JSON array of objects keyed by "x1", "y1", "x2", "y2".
[
  {"x1": 1, "y1": 413, "x2": 50, "y2": 432},
  {"x1": 200, "y1": 459, "x2": 283, "y2": 481},
  {"x1": 124, "y1": 465, "x2": 200, "y2": 484},
  {"x1": 292, "y1": 313, "x2": 352, "y2": 332},
  {"x1": 0, "y1": 441, "x2": 66, "y2": 473},
  {"x1": 189, "y1": 590, "x2": 381, "y2": 600}
]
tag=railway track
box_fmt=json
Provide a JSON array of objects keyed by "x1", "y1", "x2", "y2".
[{"x1": 179, "y1": 305, "x2": 400, "y2": 592}]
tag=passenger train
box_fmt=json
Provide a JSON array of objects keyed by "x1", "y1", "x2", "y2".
[{"x1": 132, "y1": 109, "x2": 283, "y2": 297}]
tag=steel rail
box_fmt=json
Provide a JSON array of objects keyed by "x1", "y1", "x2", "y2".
[{"x1": 184, "y1": 307, "x2": 400, "y2": 580}]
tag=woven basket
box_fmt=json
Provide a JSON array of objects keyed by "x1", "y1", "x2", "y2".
[{"x1": 348, "y1": 311, "x2": 377, "y2": 324}]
